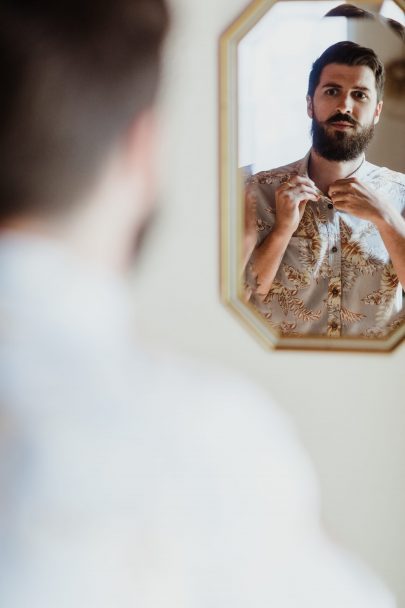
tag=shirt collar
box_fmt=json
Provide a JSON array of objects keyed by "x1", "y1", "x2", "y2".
[
  {"x1": 297, "y1": 149, "x2": 371, "y2": 198},
  {"x1": 0, "y1": 232, "x2": 132, "y2": 347}
]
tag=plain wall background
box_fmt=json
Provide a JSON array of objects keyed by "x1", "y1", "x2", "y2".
[{"x1": 132, "y1": 0, "x2": 405, "y2": 602}]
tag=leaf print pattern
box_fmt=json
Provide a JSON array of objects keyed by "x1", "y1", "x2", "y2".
[
  {"x1": 294, "y1": 205, "x2": 318, "y2": 239},
  {"x1": 262, "y1": 313, "x2": 300, "y2": 337},
  {"x1": 362, "y1": 264, "x2": 400, "y2": 328},
  {"x1": 288, "y1": 295, "x2": 322, "y2": 322},
  {"x1": 247, "y1": 169, "x2": 299, "y2": 186},
  {"x1": 264, "y1": 273, "x2": 322, "y2": 322},
  {"x1": 340, "y1": 220, "x2": 384, "y2": 291},
  {"x1": 256, "y1": 218, "x2": 272, "y2": 232},
  {"x1": 244, "y1": 154, "x2": 405, "y2": 336},
  {"x1": 279, "y1": 321, "x2": 299, "y2": 335},
  {"x1": 298, "y1": 237, "x2": 330, "y2": 281},
  {"x1": 327, "y1": 309, "x2": 341, "y2": 337},
  {"x1": 341, "y1": 307, "x2": 366, "y2": 325},
  {"x1": 362, "y1": 264, "x2": 399, "y2": 306},
  {"x1": 361, "y1": 307, "x2": 405, "y2": 338},
  {"x1": 283, "y1": 264, "x2": 311, "y2": 290},
  {"x1": 325, "y1": 277, "x2": 342, "y2": 336}
]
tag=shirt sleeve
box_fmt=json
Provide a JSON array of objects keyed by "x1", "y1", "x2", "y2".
[{"x1": 243, "y1": 179, "x2": 277, "y2": 299}]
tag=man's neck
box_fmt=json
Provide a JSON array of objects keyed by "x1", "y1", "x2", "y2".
[{"x1": 307, "y1": 148, "x2": 364, "y2": 195}]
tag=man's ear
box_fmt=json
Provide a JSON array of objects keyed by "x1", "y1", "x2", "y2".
[
  {"x1": 121, "y1": 109, "x2": 159, "y2": 204},
  {"x1": 117, "y1": 108, "x2": 159, "y2": 225},
  {"x1": 124, "y1": 110, "x2": 158, "y2": 169},
  {"x1": 306, "y1": 95, "x2": 313, "y2": 119},
  {"x1": 374, "y1": 100, "x2": 383, "y2": 125}
]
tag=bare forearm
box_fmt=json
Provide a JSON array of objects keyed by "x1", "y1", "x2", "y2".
[
  {"x1": 375, "y1": 208, "x2": 405, "y2": 289},
  {"x1": 250, "y1": 227, "x2": 292, "y2": 297},
  {"x1": 246, "y1": 176, "x2": 316, "y2": 298}
]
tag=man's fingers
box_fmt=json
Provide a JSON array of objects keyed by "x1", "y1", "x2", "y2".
[
  {"x1": 279, "y1": 182, "x2": 319, "y2": 196},
  {"x1": 330, "y1": 177, "x2": 359, "y2": 185},
  {"x1": 289, "y1": 185, "x2": 319, "y2": 200},
  {"x1": 329, "y1": 177, "x2": 359, "y2": 190},
  {"x1": 328, "y1": 179, "x2": 363, "y2": 197},
  {"x1": 291, "y1": 176, "x2": 316, "y2": 187},
  {"x1": 277, "y1": 189, "x2": 319, "y2": 204},
  {"x1": 280, "y1": 175, "x2": 317, "y2": 188},
  {"x1": 329, "y1": 188, "x2": 349, "y2": 197}
]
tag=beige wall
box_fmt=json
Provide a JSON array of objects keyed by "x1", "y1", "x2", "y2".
[{"x1": 133, "y1": 0, "x2": 405, "y2": 602}]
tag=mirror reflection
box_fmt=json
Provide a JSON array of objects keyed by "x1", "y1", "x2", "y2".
[{"x1": 240, "y1": 2, "x2": 405, "y2": 338}]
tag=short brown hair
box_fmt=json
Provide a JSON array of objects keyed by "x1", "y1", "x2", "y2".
[
  {"x1": 307, "y1": 41, "x2": 385, "y2": 103},
  {"x1": 0, "y1": 0, "x2": 169, "y2": 221}
]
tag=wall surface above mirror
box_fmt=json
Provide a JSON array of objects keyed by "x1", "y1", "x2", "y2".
[{"x1": 220, "y1": 0, "x2": 405, "y2": 351}]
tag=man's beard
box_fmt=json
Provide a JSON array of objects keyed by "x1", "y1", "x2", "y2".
[{"x1": 311, "y1": 112, "x2": 375, "y2": 161}]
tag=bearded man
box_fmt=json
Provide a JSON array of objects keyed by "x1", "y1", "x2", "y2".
[
  {"x1": 245, "y1": 41, "x2": 405, "y2": 337},
  {"x1": 2, "y1": 4, "x2": 397, "y2": 607}
]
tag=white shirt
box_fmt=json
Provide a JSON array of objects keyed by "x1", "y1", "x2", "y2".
[{"x1": 0, "y1": 234, "x2": 395, "y2": 607}]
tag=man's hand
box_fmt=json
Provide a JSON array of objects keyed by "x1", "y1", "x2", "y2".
[
  {"x1": 245, "y1": 174, "x2": 318, "y2": 299},
  {"x1": 329, "y1": 177, "x2": 405, "y2": 289},
  {"x1": 274, "y1": 175, "x2": 320, "y2": 234},
  {"x1": 328, "y1": 177, "x2": 389, "y2": 223}
]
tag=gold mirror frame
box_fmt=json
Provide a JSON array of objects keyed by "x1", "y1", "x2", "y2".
[{"x1": 219, "y1": 0, "x2": 405, "y2": 352}]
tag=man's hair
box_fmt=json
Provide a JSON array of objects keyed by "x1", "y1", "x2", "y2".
[
  {"x1": 307, "y1": 41, "x2": 385, "y2": 103},
  {"x1": 324, "y1": 4, "x2": 374, "y2": 19},
  {"x1": 325, "y1": 4, "x2": 405, "y2": 42},
  {"x1": 0, "y1": 0, "x2": 169, "y2": 221}
]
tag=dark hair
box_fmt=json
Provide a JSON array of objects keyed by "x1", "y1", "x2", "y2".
[
  {"x1": 307, "y1": 41, "x2": 385, "y2": 102},
  {"x1": 324, "y1": 4, "x2": 374, "y2": 18},
  {"x1": 325, "y1": 4, "x2": 405, "y2": 42},
  {"x1": 0, "y1": 0, "x2": 169, "y2": 221},
  {"x1": 384, "y1": 17, "x2": 405, "y2": 42}
]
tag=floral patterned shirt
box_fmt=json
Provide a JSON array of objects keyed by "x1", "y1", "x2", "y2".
[{"x1": 246, "y1": 151, "x2": 405, "y2": 337}]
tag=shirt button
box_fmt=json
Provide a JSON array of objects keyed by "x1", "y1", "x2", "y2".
[
  {"x1": 331, "y1": 246, "x2": 338, "y2": 253},
  {"x1": 332, "y1": 288, "x2": 339, "y2": 297},
  {"x1": 328, "y1": 203, "x2": 333, "y2": 209}
]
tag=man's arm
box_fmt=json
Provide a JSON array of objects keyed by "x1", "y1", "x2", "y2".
[
  {"x1": 249, "y1": 227, "x2": 295, "y2": 298},
  {"x1": 248, "y1": 176, "x2": 320, "y2": 299},
  {"x1": 374, "y1": 209, "x2": 405, "y2": 289},
  {"x1": 329, "y1": 177, "x2": 405, "y2": 288}
]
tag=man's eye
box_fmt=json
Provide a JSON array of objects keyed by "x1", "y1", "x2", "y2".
[
  {"x1": 353, "y1": 91, "x2": 367, "y2": 100},
  {"x1": 325, "y1": 88, "x2": 338, "y2": 96}
]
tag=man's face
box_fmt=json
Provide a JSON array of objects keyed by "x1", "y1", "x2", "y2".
[{"x1": 306, "y1": 63, "x2": 383, "y2": 161}]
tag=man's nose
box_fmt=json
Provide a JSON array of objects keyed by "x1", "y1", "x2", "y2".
[{"x1": 336, "y1": 93, "x2": 353, "y2": 114}]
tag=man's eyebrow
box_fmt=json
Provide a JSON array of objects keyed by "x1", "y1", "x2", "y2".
[{"x1": 321, "y1": 82, "x2": 371, "y2": 91}]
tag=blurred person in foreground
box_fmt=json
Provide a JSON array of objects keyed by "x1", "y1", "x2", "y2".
[{"x1": 0, "y1": 2, "x2": 395, "y2": 607}]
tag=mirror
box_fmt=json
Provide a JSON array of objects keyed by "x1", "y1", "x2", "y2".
[{"x1": 220, "y1": 0, "x2": 405, "y2": 351}]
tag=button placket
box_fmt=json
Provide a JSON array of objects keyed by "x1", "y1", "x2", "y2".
[
  {"x1": 326, "y1": 276, "x2": 342, "y2": 336},
  {"x1": 325, "y1": 202, "x2": 342, "y2": 336}
]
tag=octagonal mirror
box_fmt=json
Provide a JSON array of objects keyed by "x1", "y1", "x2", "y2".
[{"x1": 220, "y1": 0, "x2": 405, "y2": 351}]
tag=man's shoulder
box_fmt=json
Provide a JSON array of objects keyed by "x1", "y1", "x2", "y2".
[
  {"x1": 247, "y1": 158, "x2": 303, "y2": 187},
  {"x1": 364, "y1": 162, "x2": 405, "y2": 189}
]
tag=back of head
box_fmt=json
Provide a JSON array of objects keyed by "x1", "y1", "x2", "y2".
[
  {"x1": 0, "y1": 0, "x2": 169, "y2": 222},
  {"x1": 324, "y1": 4, "x2": 374, "y2": 18},
  {"x1": 307, "y1": 41, "x2": 385, "y2": 102},
  {"x1": 325, "y1": 4, "x2": 405, "y2": 42}
]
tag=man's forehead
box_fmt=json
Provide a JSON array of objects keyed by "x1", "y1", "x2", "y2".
[{"x1": 318, "y1": 63, "x2": 377, "y2": 91}]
